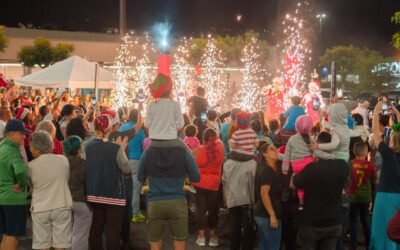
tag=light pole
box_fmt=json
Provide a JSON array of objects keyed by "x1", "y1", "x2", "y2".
[
  {"x1": 119, "y1": 0, "x2": 126, "y2": 36},
  {"x1": 316, "y1": 13, "x2": 326, "y2": 33}
]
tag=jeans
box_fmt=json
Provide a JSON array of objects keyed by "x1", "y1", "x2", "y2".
[
  {"x1": 349, "y1": 202, "x2": 370, "y2": 250},
  {"x1": 281, "y1": 199, "x2": 299, "y2": 250},
  {"x1": 71, "y1": 202, "x2": 92, "y2": 250},
  {"x1": 121, "y1": 175, "x2": 133, "y2": 247},
  {"x1": 299, "y1": 224, "x2": 342, "y2": 250},
  {"x1": 89, "y1": 203, "x2": 125, "y2": 250},
  {"x1": 129, "y1": 160, "x2": 142, "y2": 216},
  {"x1": 254, "y1": 216, "x2": 282, "y2": 250},
  {"x1": 229, "y1": 205, "x2": 255, "y2": 250}
]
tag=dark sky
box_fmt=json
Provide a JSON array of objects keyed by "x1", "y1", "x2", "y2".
[{"x1": 1, "y1": 0, "x2": 399, "y2": 55}]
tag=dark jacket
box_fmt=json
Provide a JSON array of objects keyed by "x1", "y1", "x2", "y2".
[
  {"x1": 138, "y1": 141, "x2": 200, "y2": 202},
  {"x1": 85, "y1": 139, "x2": 126, "y2": 206},
  {"x1": 67, "y1": 155, "x2": 86, "y2": 202}
]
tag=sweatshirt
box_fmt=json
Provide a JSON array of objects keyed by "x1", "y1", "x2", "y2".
[
  {"x1": 318, "y1": 103, "x2": 351, "y2": 161},
  {"x1": 0, "y1": 139, "x2": 27, "y2": 205},
  {"x1": 138, "y1": 141, "x2": 200, "y2": 201}
]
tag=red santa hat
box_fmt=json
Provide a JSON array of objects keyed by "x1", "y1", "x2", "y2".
[
  {"x1": 16, "y1": 108, "x2": 29, "y2": 120},
  {"x1": 101, "y1": 110, "x2": 120, "y2": 126},
  {"x1": 94, "y1": 114, "x2": 112, "y2": 133},
  {"x1": 149, "y1": 73, "x2": 173, "y2": 99}
]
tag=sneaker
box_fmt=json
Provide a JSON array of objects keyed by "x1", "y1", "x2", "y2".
[
  {"x1": 196, "y1": 237, "x2": 206, "y2": 247},
  {"x1": 131, "y1": 214, "x2": 146, "y2": 223},
  {"x1": 137, "y1": 212, "x2": 146, "y2": 220},
  {"x1": 298, "y1": 205, "x2": 304, "y2": 211},
  {"x1": 209, "y1": 237, "x2": 220, "y2": 247}
]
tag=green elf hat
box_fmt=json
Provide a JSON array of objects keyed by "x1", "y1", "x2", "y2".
[{"x1": 149, "y1": 73, "x2": 173, "y2": 99}]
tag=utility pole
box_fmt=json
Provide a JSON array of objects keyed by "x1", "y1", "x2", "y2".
[{"x1": 119, "y1": 0, "x2": 126, "y2": 36}]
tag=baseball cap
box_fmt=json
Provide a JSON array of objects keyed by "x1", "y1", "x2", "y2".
[{"x1": 5, "y1": 119, "x2": 30, "y2": 133}]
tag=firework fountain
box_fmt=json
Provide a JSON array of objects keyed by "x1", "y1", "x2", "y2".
[
  {"x1": 238, "y1": 36, "x2": 264, "y2": 111},
  {"x1": 171, "y1": 37, "x2": 194, "y2": 113},
  {"x1": 112, "y1": 33, "x2": 156, "y2": 110},
  {"x1": 279, "y1": 1, "x2": 313, "y2": 108},
  {"x1": 199, "y1": 35, "x2": 226, "y2": 109}
]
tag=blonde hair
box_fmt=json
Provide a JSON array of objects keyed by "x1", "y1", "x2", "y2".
[{"x1": 35, "y1": 120, "x2": 56, "y2": 138}]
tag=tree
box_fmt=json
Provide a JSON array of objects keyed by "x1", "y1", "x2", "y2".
[
  {"x1": 320, "y1": 45, "x2": 393, "y2": 94},
  {"x1": 17, "y1": 37, "x2": 74, "y2": 68},
  {"x1": 392, "y1": 12, "x2": 400, "y2": 50},
  {"x1": 0, "y1": 26, "x2": 9, "y2": 53}
]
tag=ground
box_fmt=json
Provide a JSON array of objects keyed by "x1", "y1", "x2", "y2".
[{"x1": 18, "y1": 212, "x2": 366, "y2": 250}]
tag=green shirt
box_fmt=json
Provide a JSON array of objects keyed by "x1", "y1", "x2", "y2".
[{"x1": 0, "y1": 139, "x2": 27, "y2": 205}]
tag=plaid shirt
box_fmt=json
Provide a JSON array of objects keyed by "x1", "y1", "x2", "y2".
[{"x1": 53, "y1": 139, "x2": 64, "y2": 155}]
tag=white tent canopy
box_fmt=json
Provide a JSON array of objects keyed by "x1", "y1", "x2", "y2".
[{"x1": 15, "y1": 56, "x2": 115, "y2": 89}]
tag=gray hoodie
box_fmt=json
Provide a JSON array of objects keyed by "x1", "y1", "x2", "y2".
[{"x1": 318, "y1": 103, "x2": 351, "y2": 161}]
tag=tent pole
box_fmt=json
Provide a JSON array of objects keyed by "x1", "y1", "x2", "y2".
[{"x1": 94, "y1": 63, "x2": 99, "y2": 101}]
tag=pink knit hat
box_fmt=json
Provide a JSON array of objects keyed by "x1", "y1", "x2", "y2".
[{"x1": 295, "y1": 115, "x2": 313, "y2": 134}]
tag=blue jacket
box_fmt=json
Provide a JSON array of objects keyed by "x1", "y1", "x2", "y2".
[
  {"x1": 138, "y1": 145, "x2": 200, "y2": 201},
  {"x1": 119, "y1": 122, "x2": 146, "y2": 160},
  {"x1": 283, "y1": 106, "x2": 305, "y2": 131},
  {"x1": 85, "y1": 139, "x2": 126, "y2": 206}
]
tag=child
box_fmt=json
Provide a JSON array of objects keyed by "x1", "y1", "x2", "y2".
[
  {"x1": 228, "y1": 112, "x2": 259, "y2": 161},
  {"x1": 206, "y1": 110, "x2": 220, "y2": 135},
  {"x1": 347, "y1": 141, "x2": 377, "y2": 250},
  {"x1": 145, "y1": 74, "x2": 184, "y2": 140},
  {"x1": 352, "y1": 113, "x2": 370, "y2": 142},
  {"x1": 283, "y1": 96, "x2": 306, "y2": 131},
  {"x1": 282, "y1": 115, "x2": 314, "y2": 209},
  {"x1": 184, "y1": 125, "x2": 200, "y2": 150},
  {"x1": 311, "y1": 103, "x2": 351, "y2": 162}
]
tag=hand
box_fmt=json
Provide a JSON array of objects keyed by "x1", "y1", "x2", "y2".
[
  {"x1": 119, "y1": 136, "x2": 129, "y2": 152},
  {"x1": 11, "y1": 184, "x2": 23, "y2": 193},
  {"x1": 270, "y1": 214, "x2": 279, "y2": 229},
  {"x1": 374, "y1": 101, "x2": 384, "y2": 113},
  {"x1": 391, "y1": 103, "x2": 399, "y2": 114},
  {"x1": 310, "y1": 142, "x2": 318, "y2": 151}
]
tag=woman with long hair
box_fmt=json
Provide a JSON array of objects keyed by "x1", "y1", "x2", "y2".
[
  {"x1": 370, "y1": 100, "x2": 400, "y2": 250},
  {"x1": 192, "y1": 128, "x2": 225, "y2": 247},
  {"x1": 253, "y1": 143, "x2": 283, "y2": 250}
]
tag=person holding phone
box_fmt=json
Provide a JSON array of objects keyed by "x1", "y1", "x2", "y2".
[{"x1": 253, "y1": 143, "x2": 283, "y2": 250}]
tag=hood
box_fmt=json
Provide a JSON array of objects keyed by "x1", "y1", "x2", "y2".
[{"x1": 328, "y1": 103, "x2": 348, "y2": 127}]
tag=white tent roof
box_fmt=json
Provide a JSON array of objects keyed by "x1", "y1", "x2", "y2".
[{"x1": 15, "y1": 56, "x2": 115, "y2": 89}]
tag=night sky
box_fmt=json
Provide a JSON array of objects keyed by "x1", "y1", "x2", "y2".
[{"x1": 1, "y1": 0, "x2": 399, "y2": 55}]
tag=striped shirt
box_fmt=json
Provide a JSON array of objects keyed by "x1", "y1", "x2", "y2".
[{"x1": 231, "y1": 128, "x2": 258, "y2": 156}]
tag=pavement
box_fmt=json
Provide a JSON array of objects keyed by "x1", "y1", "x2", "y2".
[
  {"x1": 19, "y1": 210, "x2": 233, "y2": 250},
  {"x1": 18, "y1": 210, "x2": 366, "y2": 250}
]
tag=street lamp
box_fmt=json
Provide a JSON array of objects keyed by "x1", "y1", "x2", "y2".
[
  {"x1": 236, "y1": 14, "x2": 242, "y2": 23},
  {"x1": 316, "y1": 13, "x2": 326, "y2": 33}
]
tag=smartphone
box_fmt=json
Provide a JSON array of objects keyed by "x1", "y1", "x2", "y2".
[
  {"x1": 382, "y1": 104, "x2": 388, "y2": 110},
  {"x1": 91, "y1": 96, "x2": 97, "y2": 106},
  {"x1": 201, "y1": 112, "x2": 207, "y2": 123}
]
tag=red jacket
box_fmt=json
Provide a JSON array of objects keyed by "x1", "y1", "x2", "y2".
[{"x1": 193, "y1": 141, "x2": 224, "y2": 191}]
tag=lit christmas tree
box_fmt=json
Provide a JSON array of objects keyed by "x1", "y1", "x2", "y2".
[
  {"x1": 238, "y1": 36, "x2": 264, "y2": 111},
  {"x1": 200, "y1": 35, "x2": 226, "y2": 109}
]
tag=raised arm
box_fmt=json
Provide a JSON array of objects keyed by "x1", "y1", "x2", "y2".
[{"x1": 372, "y1": 101, "x2": 383, "y2": 147}]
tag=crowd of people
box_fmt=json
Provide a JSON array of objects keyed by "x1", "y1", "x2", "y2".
[{"x1": 0, "y1": 74, "x2": 400, "y2": 250}]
